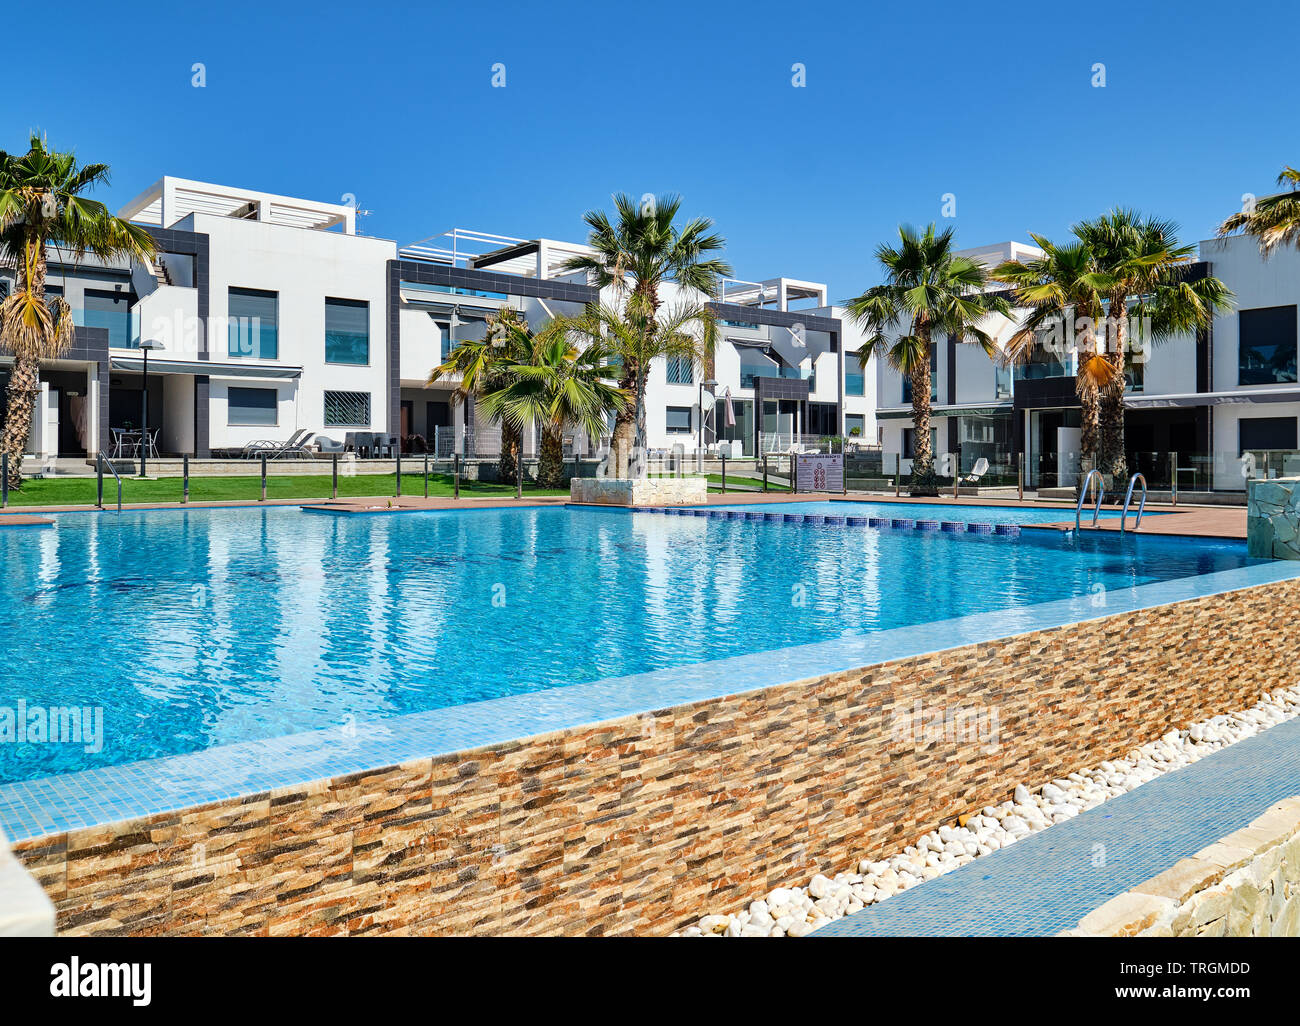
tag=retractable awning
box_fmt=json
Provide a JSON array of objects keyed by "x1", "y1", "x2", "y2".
[
  {"x1": 110, "y1": 357, "x2": 303, "y2": 379},
  {"x1": 1124, "y1": 389, "x2": 1300, "y2": 409},
  {"x1": 877, "y1": 403, "x2": 1013, "y2": 420}
]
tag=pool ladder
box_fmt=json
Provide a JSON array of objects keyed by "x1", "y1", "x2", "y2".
[
  {"x1": 1120, "y1": 472, "x2": 1147, "y2": 533},
  {"x1": 1074, "y1": 469, "x2": 1105, "y2": 531},
  {"x1": 96, "y1": 451, "x2": 123, "y2": 514},
  {"x1": 1074, "y1": 470, "x2": 1147, "y2": 533}
]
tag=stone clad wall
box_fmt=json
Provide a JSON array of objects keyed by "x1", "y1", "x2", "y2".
[
  {"x1": 15, "y1": 577, "x2": 1300, "y2": 937},
  {"x1": 569, "y1": 477, "x2": 707, "y2": 506},
  {"x1": 1067, "y1": 796, "x2": 1300, "y2": 937},
  {"x1": 1247, "y1": 476, "x2": 1300, "y2": 559}
]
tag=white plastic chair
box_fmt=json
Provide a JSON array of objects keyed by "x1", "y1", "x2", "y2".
[{"x1": 962, "y1": 457, "x2": 990, "y2": 484}]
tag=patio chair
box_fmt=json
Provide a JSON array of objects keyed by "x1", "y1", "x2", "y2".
[
  {"x1": 316, "y1": 435, "x2": 344, "y2": 454},
  {"x1": 267, "y1": 430, "x2": 316, "y2": 459},
  {"x1": 961, "y1": 457, "x2": 990, "y2": 485}
]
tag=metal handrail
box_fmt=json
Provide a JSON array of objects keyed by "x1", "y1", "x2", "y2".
[
  {"x1": 97, "y1": 452, "x2": 123, "y2": 514},
  {"x1": 1075, "y1": 469, "x2": 1105, "y2": 531},
  {"x1": 1121, "y1": 473, "x2": 1147, "y2": 533}
]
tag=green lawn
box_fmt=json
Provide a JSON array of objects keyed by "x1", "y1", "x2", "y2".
[{"x1": 2, "y1": 473, "x2": 568, "y2": 507}]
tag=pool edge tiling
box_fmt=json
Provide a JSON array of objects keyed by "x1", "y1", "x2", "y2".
[{"x1": 13, "y1": 563, "x2": 1300, "y2": 936}]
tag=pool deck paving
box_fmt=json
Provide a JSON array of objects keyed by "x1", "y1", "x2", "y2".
[{"x1": 814, "y1": 712, "x2": 1300, "y2": 937}]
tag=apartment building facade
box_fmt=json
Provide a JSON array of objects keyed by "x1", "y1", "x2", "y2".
[
  {"x1": 0, "y1": 176, "x2": 877, "y2": 466},
  {"x1": 872, "y1": 235, "x2": 1300, "y2": 492}
]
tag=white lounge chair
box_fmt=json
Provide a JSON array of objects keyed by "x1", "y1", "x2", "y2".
[{"x1": 961, "y1": 457, "x2": 990, "y2": 484}]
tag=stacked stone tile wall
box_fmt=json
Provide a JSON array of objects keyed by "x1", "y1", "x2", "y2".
[
  {"x1": 1247, "y1": 476, "x2": 1300, "y2": 559},
  {"x1": 15, "y1": 577, "x2": 1300, "y2": 936},
  {"x1": 1067, "y1": 797, "x2": 1300, "y2": 937},
  {"x1": 569, "y1": 477, "x2": 707, "y2": 506}
]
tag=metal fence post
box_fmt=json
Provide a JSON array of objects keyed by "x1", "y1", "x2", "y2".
[
  {"x1": 894, "y1": 457, "x2": 900, "y2": 497},
  {"x1": 395, "y1": 449, "x2": 402, "y2": 498},
  {"x1": 454, "y1": 453, "x2": 460, "y2": 499},
  {"x1": 332, "y1": 452, "x2": 338, "y2": 500},
  {"x1": 720, "y1": 453, "x2": 727, "y2": 494},
  {"x1": 260, "y1": 454, "x2": 267, "y2": 502},
  {"x1": 1171, "y1": 450, "x2": 1178, "y2": 507},
  {"x1": 423, "y1": 452, "x2": 429, "y2": 499},
  {"x1": 843, "y1": 452, "x2": 848, "y2": 495},
  {"x1": 762, "y1": 455, "x2": 769, "y2": 493},
  {"x1": 95, "y1": 453, "x2": 103, "y2": 509},
  {"x1": 1, "y1": 453, "x2": 6, "y2": 508},
  {"x1": 182, "y1": 455, "x2": 190, "y2": 505},
  {"x1": 516, "y1": 457, "x2": 523, "y2": 500},
  {"x1": 1018, "y1": 452, "x2": 1024, "y2": 502}
]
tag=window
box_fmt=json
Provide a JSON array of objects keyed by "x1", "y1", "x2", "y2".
[
  {"x1": 1238, "y1": 305, "x2": 1298, "y2": 386},
  {"x1": 902, "y1": 427, "x2": 938, "y2": 460},
  {"x1": 665, "y1": 355, "x2": 693, "y2": 385},
  {"x1": 324, "y1": 390, "x2": 371, "y2": 427},
  {"x1": 845, "y1": 369, "x2": 865, "y2": 397},
  {"x1": 665, "y1": 405, "x2": 692, "y2": 434},
  {"x1": 845, "y1": 414, "x2": 865, "y2": 438},
  {"x1": 807, "y1": 402, "x2": 838, "y2": 437},
  {"x1": 227, "y1": 387, "x2": 278, "y2": 426},
  {"x1": 228, "y1": 287, "x2": 279, "y2": 360},
  {"x1": 994, "y1": 362, "x2": 1012, "y2": 399},
  {"x1": 325, "y1": 298, "x2": 369, "y2": 365},
  {"x1": 83, "y1": 289, "x2": 132, "y2": 349},
  {"x1": 1239, "y1": 416, "x2": 1297, "y2": 452}
]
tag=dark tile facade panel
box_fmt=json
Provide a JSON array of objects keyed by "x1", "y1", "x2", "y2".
[
  {"x1": 19, "y1": 578, "x2": 1298, "y2": 936},
  {"x1": 707, "y1": 302, "x2": 840, "y2": 336},
  {"x1": 388, "y1": 262, "x2": 401, "y2": 436},
  {"x1": 394, "y1": 260, "x2": 599, "y2": 305},
  {"x1": 145, "y1": 227, "x2": 210, "y2": 360}
]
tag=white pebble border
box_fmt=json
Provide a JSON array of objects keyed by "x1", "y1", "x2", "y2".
[{"x1": 676, "y1": 685, "x2": 1300, "y2": 937}]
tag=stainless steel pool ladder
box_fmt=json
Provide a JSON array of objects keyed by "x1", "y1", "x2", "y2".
[
  {"x1": 97, "y1": 451, "x2": 123, "y2": 514},
  {"x1": 1075, "y1": 469, "x2": 1105, "y2": 531},
  {"x1": 1120, "y1": 472, "x2": 1147, "y2": 533}
]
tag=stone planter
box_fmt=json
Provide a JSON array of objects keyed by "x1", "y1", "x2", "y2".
[
  {"x1": 569, "y1": 477, "x2": 707, "y2": 507},
  {"x1": 1247, "y1": 477, "x2": 1300, "y2": 559}
]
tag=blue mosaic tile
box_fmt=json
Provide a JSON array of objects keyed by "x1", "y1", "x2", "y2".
[
  {"x1": 815, "y1": 714, "x2": 1300, "y2": 938},
  {"x1": 891, "y1": 518, "x2": 915, "y2": 529}
]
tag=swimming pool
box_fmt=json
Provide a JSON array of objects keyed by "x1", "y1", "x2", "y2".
[{"x1": 0, "y1": 504, "x2": 1262, "y2": 788}]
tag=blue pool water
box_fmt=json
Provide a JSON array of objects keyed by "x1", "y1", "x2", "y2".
[{"x1": 0, "y1": 506, "x2": 1259, "y2": 784}]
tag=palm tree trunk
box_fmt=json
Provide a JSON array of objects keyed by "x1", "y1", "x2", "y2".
[
  {"x1": 909, "y1": 347, "x2": 937, "y2": 497},
  {"x1": 610, "y1": 363, "x2": 636, "y2": 480},
  {"x1": 497, "y1": 422, "x2": 521, "y2": 484},
  {"x1": 0, "y1": 354, "x2": 39, "y2": 489},
  {"x1": 1098, "y1": 295, "x2": 1129, "y2": 483},
  {"x1": 0, "y1": 239, "x2": 46, "y2": 490},
  {"x1": 1099, "y1": 384, "x2": 1126, "y2": 483},
  {"x1": 537, "y1": 426, "x2": 565, "y2": 489}
]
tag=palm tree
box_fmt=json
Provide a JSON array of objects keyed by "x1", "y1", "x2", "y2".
[
  {"x1": 0, "y1": 134, "x2": 155, "y2": 487},
  {"x1": 477, "y1": 324, "x2": 629, "y2": 489},
  {"x1": 563, "y1": 302, "x2": 717, "y2": 475},
  {"x1": 563, "y1": 193, "x2": 731, "y2": 477},
  {"x1": 428, "y1": 307, "x2": 535, "y2": 484},
  {"x1": 1076, "y1": 210, "x2": 1233, "y2": 480},
  {"x1": 848, "y1": 224, "x2": 1010, "y2": 496},
  {"x1": 992, "y1": 236, "x2": 1114, "y2": 481},
  {"x1": 1218, "y1": 166, "x2": 1300, "y2": 256}
]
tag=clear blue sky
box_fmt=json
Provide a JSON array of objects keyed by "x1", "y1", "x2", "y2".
[{"x1": 4, "y1": 0, "x2": 1295, "y2": 302}]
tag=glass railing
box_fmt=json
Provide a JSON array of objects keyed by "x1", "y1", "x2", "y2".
[{"x1": 740, "y1": 365, "x2": 814, "y2": 390}]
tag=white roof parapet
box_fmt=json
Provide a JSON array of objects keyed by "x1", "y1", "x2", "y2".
[{"x1": 119, "y1": 177, "x2": 356, "y2": 233}]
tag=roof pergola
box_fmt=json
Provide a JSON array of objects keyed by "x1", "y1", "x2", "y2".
[{"x1": 119, "y1": 177, "x2": 355, "y2": 233}]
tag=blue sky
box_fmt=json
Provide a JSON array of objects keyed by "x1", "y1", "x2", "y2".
[{"x1": 4, "y1": 0, "x2": 1296, "y2": 301}]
